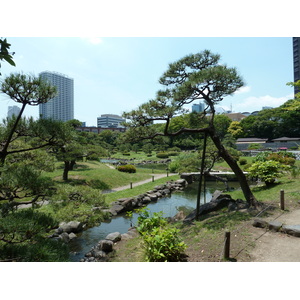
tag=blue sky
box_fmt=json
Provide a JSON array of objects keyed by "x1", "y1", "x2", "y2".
[{"x1": 0, "y1": 37, "x2": 295, "y2": 126}]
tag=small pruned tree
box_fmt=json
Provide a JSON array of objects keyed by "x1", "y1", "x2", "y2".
[
  {"x1": 0, "y1": 73, "x2": 57, "y2": 167},
  {"x1": 123, "y1": 50, "x2": 258, "y2": 208}
]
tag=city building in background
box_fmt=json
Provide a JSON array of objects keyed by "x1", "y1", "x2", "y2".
[
  {"x1": 97, "y1": 114, "x2": 125, "y2": 128},
  {"x1": 192, "y1": 101, "x2": 205, "y2": 113},
  {"x1": 293, "y1": 37, "x2": 300, "y2": 95},
  {"x1": 77, "y1": 126, "x2": 126, "y2": 133},
  {"x1": 7, "y1": 105, "x2": 21, "y2": 119},
  {"x1": 39, "y1": 71, "x2": 74, "y2": 122}
]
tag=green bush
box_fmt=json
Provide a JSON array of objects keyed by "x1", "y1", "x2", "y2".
[
  {"x1": 122, "y1": 152, "x2": 131, "y2": 156},
  {"x1": 137, "y1": 209, "x2": 187, "y2": 262},
  {"x1": 239, "y1": 158, "x2": 248, "y2": 165},
  {"x1": 0, "y1": 209, "x2": 70, "y2": 262},
  {"x1": 48, "y1": 185, "x2": 107, "y2": 225},
  {"x1": 117, "y1": 164, "x2": 137, "y2": 173},
  {"x1": 168, "y1": 152, "x2": 199, "y2": 173},
  {"x1": 156, "y1": 152, "x2": 169, "y2": 159},
  {"x1": 247, "y1": 160, "x2": 290, "y2": 186}
]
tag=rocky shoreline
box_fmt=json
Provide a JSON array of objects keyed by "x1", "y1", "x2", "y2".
[
  {"x1": 80, "y1": 179, "x2": 188, "y2": 262},
  {"x1": 49, "y1": 178, "x2": 189, "y2": 260}
]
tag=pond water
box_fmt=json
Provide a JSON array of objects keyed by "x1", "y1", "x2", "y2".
[{"x1": 69, "y1": 180, "x2": 241, "y2": 261}]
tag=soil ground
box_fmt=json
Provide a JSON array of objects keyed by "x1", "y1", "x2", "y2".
[{"x1": 110, "y1": 204, "x2": 300, "y2": 262}]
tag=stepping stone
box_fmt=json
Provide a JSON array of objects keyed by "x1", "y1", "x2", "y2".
[{"x1": 282, "y1": 225, "x2": 300, "y2": 237}]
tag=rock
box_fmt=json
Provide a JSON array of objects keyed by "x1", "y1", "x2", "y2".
[
  {"x1": 282, "y1": 225, "x2": 300, "y2": 237},
  {"x1": 252, "y1": 219, "x2": 268, "y2": 228},
  {"x1": 141, "y1": 196, "x2": 151, "y2": 204},
  {"x1": 59, "y1": 221, "x2": 84, "y2": 233},
  {"x1": 162, "y1": 188, "x2": 171, "y2": 195},
  {"x1": 58, "y1": 232, "x2": 70, "y2": 243},
  {"x1": 110, "y1": 204, "x2": 125, "y2": 215},
  {"x1": 268, "y1": 221, "x2": 282, "y2": 232},
  {"x1": 180, "y1": 174, "x2": 194, "y2": 184},
  {"x1": 147, "y1": 193, "x2": 158, "y2": 201},
  {"x1": 121, "y1": 233, "x2": 133, "y2": 240},
  {"x1": 68, "y1": 232, "x2": 77, "y2": 240},
  {"x1": 105, "y1": 232, "x2": 121, "y2": 242},
  {"x1": 175, "y1": 179, "x2": 188, "y2": 187},
  {"x1": 172, "y1": 211, "x2": 186, "y2": 221},
  {"x1": 55, "y1": 227, "x2": 64, "y2": 234},
  {"x1": 98, "y1": 239, "x2": 114, "y2": 252},
  {"x1": 91, "y1": 249, "x2": 107, "y2": 259},
  {"x1": 184, "y1": 192, "x2": 234, "y2": 222}
]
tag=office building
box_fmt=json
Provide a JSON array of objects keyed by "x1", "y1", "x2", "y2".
[
  {"x1": 7, "y1": 105, "x2": 21, "y2": 118},
  {"x1": 39, "y1": 71, "x2": 74, "y2": 122},
  {"x1": 97, "y1": 114, "x2": 125, "y2": 128},
  {"x1": 293, "y1": 37, "x2": 300, "y2": 95},
  {"x1": 192, "y1": 101, "x2": 205, "y2": 113}
]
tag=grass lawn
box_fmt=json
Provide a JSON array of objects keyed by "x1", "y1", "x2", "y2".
[
  {"x1": 43, "y1": 160, "x2": 167, "y2": 190},
  {"x1": 104, "y1": 174, "x2": 180, "y2": 205}
]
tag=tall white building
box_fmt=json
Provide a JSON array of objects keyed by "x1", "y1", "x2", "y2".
[
  {"x1": 7, "y1": 105, "x2": 21, "y2": 118},
  {"x1": 39, "y1": 71, "x2": 74, "y2": 122}
]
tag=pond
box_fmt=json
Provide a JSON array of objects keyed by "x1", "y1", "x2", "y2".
[{"x1": 69, "y1": 180, "x2": 241, "y2": 261}]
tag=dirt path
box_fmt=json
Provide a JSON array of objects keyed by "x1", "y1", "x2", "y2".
[{"x1": 248, "y1": 209, "x2": 300, "y2": 262}]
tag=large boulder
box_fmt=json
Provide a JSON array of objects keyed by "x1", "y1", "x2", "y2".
[
  {"x1": 105, "y1": 232, "x2": 122, "y2": 243},
  {"x1": 98, "y1": 239, "x2": 114, "y2": 252},
  {"x1": 59, "y1": 221, "x2": 84, "y2": 233},
  {"x1": 184, "y1": 191, "x2": 235, "y2": 222}
]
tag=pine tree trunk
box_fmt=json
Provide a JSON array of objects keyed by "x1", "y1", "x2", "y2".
[{"x1": 209, "y1": 129, "x2": 258, "y2": 207}]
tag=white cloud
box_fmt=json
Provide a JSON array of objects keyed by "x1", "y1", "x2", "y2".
[
  {"x1": 234, "y1": 86, "x2": 251, "y2": 95},
  {"x1": 230, "y1": 93, "x2": 294, "y2": 113}
]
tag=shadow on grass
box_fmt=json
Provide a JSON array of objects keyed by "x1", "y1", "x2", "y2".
[
  {"x1": 57, "y1": 178, "x2": 111, "y2": 190},
  {"x1": 200, "y1": 211, "x2": 252, "y2": 231}
]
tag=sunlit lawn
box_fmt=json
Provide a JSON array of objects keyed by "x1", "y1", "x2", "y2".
[{"x1": 43, "y1": 160, "x2": 166, "y2": 190}]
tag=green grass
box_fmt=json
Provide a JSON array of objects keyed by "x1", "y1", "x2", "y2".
[
  {"x1": 215, "y1": 157, "x2": 300, "y2": 208},
  {"x1": 43, "y1": 160, "x2": 166, "y2": 190},
  {"x1": 104, "y1": 174, "x2": 180, "y2": 204}
]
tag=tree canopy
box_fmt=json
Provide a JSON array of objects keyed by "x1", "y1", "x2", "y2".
[{"x1": 124, "y1": 50, "x2": 257, "y2": 208}]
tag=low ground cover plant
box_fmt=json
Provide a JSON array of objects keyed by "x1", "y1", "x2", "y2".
[{"x1": 136, "y1": 208, "x2": 187, "y2": 262}]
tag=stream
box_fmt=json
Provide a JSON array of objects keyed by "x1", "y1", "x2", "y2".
[{"x1": 69, "y1": 180, "x2": 241, "y2": 261}]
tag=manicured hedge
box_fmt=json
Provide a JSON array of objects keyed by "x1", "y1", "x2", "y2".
[{"x1": 117, "y1": 164, "x2": 137, "y2": 173}]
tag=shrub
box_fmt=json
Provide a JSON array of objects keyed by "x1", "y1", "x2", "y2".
[
  {"x1": 122, "y1": 152, "x2": 131, "y2": 156},
  {"x1": 117, "y1": 164, "x2": 136, "y2": 173},
  {"x1": 156, "y1": 152, "x2": 169, "y2": 159},
  {"x1": 247, "y1": 160, "x2": 290, "y2": 186},
  {"x1": 0, "y1": 209, "x2": 70, "y2": 261},
  {"x1": 239, "y1": 158, "x2": 248, "y2": 165},
  {"x1": 137, "y1": 209, "x2": 187, "y2": 262},
  {"x1": 168, "y1": 152, "x2": 199, "y2": 173}
]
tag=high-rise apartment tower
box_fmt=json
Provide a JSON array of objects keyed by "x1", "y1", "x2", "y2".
[
  {"x1": 39, "y1": 71, "x2": 74, "y2": 122},
  {"x1": 293, "y1": 37, "x2": 300, "y2": 95}
]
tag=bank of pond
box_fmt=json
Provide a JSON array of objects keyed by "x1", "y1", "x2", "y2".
[{"x1": 69, "y1": 179, "x2": 241, "y2": 261}]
